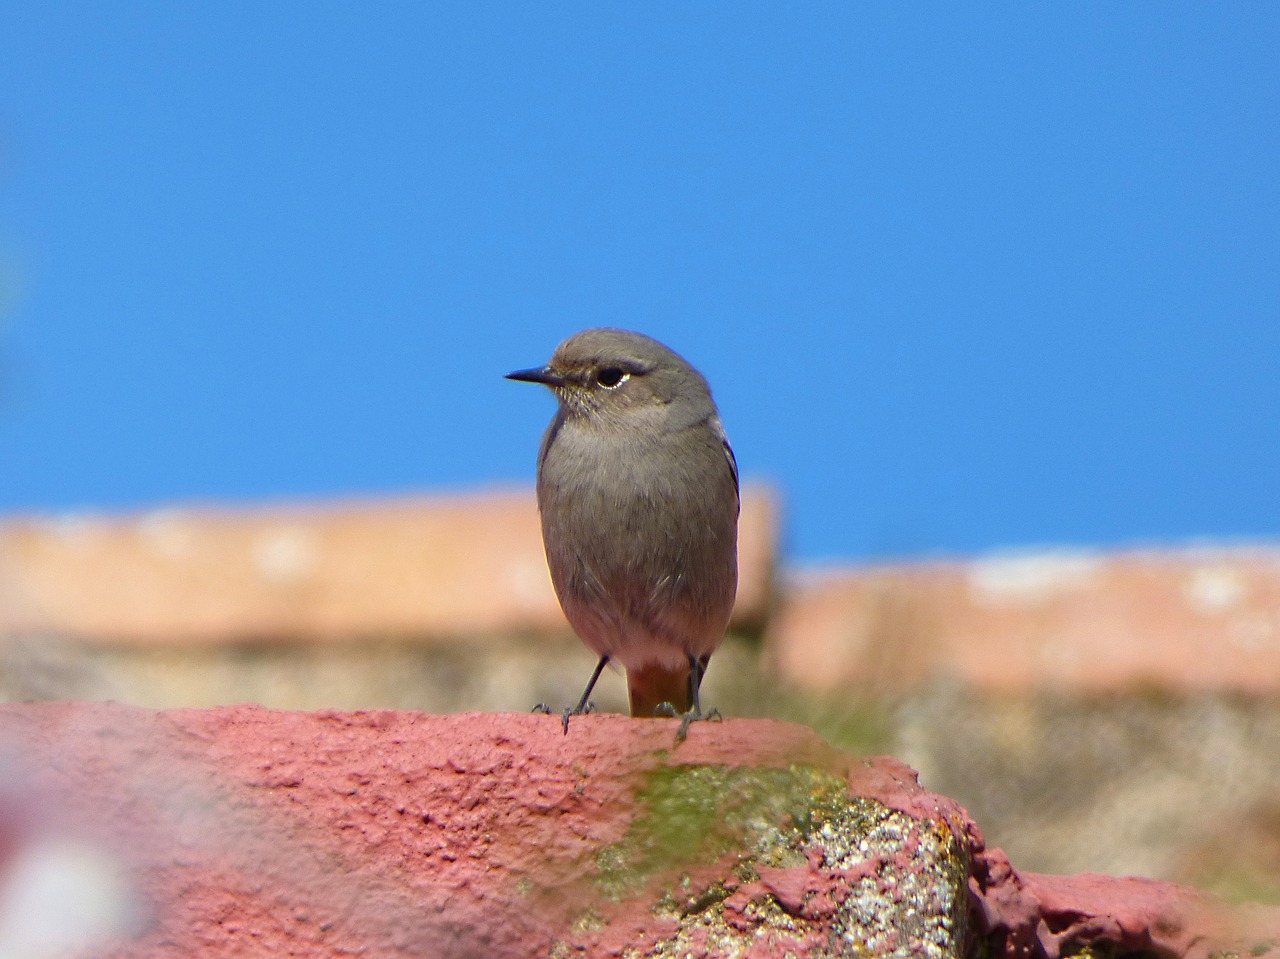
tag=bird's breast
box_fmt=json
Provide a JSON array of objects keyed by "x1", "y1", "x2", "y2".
[{"x1": 535, "y1": 417, "x2": 738, "y2": 635}]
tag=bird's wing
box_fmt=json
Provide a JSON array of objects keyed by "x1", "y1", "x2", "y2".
[{"x1": 708, "y1": 414, "x2": 739, "y2": 495}]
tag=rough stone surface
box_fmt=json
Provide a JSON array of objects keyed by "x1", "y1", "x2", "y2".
[
  {"x1": 0, "y1": 702, "x2": 1274, "y2": 958},
  {"x1": 970, "y1": 843, "x2": 1280, "y2": 959},
  {"x1": 768, "y1": 548, "x2": 1280, "y2": 694},
  {"x1": 0, "y1": 486, "x2": 779, "y2": 645}
]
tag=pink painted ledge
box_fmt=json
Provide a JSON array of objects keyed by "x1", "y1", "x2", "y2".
[{"x1": 0, "y1": 702, "x2": 1274, "y2": 958}]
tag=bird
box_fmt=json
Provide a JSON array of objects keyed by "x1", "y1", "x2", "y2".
[{"x1": 506, "y1": 328, "x2": 739, "y2": 731}]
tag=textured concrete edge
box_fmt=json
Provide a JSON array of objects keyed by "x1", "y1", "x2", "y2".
[
  {"x1": 967, "y1": 835, "x2": 1280, "y2": 958},
  {"x1": 0, "y1": 702, "x2": 1276, "y2": 959}
]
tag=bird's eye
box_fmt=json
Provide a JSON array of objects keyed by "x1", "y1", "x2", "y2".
[{"x1": 595, "y1": 367, "x2": 628, "y2": 388}]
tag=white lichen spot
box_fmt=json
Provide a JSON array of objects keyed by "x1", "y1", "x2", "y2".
[
  {"x1": 138, "y1": 509, "x2": 196, "y2": 560},
  {"x1": 1185, "y1": 566, "x2": 1248, "y2": 614},
  {"x1": 968, "y1": 550, "x2": 1101, "y2": 606},
  {"x1": 45, "y1": 514, "x2": 107, "y2": 549},
  {"x1": 253, "y1": 527, "x2": 318, "y2": 585}
]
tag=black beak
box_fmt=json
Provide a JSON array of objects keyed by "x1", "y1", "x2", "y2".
[{"x1": 505, "y1": 366, "x2": 566, "y2": 387}]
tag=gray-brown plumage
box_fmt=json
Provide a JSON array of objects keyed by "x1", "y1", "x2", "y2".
[{"x1": 506, "y1": 328, "x2": 739, "y2": 725}]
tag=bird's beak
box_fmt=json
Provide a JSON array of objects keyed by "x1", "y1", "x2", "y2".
[{"x1": 505, "y1": 366, "x2": 566, "y2": 387}]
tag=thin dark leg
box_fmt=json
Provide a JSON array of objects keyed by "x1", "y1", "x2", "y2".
[
  {"x1": 687, "y1": 654, "x2": 705, "y2": 716},
  {"x1": 676, "y1": 653, "x2": 720, "y2": 742},
  {"x1": 561, "y1": 655, "x2": 609, "y2": 734}
]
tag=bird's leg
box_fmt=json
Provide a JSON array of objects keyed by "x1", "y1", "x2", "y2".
[
  {"x1": 557, "y1": 655, "x2": 609, "y2": 734},
  {"x1": 697, "y1": 655, "x2": 722, "y2": 722},
  {"x1": 674, "y1": 654, "x2": 721, "y2": 742},
  {"x1": 689, "y1": 654, "x2": 707, "y2": 712}
]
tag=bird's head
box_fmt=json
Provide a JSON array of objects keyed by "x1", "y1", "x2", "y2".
[{"x1": 506, "y1": 328, "x2": 714, "y2": 429}]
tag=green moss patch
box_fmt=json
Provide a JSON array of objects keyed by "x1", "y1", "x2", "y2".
[{"x1": 595, "y1": 763, "x2": 850, "y2": 901}]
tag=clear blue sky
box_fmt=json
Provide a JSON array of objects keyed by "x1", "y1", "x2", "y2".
[{"x1": 1, "y1": 5, "x2": 1277, "y2": 563}]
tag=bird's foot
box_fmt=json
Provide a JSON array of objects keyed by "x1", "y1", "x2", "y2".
[
  {"x1": 675, "y1": 705, "x2": 722, "y2": 743},
  {"x1": 652, "y1": 702, "x2": 722, "y2": 743},
  {"x1": 559, "y1": 700, "x2": 596, "y2": 735},
  {"x1": 532, "y1": 701, "x2": 596, "y2": 733}
]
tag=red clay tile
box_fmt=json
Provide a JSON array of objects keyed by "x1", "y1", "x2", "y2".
[
  {"x1": 0, "y1": 486, "x2": 778, "y2": 646},
  {"x1": 767, "y1": 548, "x2": 1280, "y2": 694}
]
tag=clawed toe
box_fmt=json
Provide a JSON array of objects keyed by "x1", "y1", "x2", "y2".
[
  {"x1": 559, "y1": 700, "x2": 596, "y2": 735},
  {"x1": 532, "y1": 700, "x2": 597, "y2": 733},
  {"x1": 674, "y1": 704, "x2": 719, "y2": 744}
]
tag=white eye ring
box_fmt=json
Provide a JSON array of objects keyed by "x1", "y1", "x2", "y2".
[{"x1": 595, "y1": 367, "x2": 630, "y2": 389}]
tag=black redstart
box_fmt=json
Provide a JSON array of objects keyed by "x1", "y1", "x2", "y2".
[{"x1": 506, "y1": 328, "x2": 739, "y2": 730}]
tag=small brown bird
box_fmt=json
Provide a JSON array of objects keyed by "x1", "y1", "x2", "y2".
[{"x1": 506, "y1": 328, "x2": 739, "y2": 728}]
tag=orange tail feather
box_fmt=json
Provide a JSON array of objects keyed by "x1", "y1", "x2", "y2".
[{"x1": 626, "y1": 662, "x2": 692, "y2": 717}]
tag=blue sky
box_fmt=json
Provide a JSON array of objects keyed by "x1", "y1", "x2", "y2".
[{"x1": 1, "y1": 5, "x2": 1277, "y2": 563}]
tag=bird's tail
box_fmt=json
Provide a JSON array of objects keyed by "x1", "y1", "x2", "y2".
[{"x1": 627, "y1": 662, "x2": 692, "y2": 717}]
